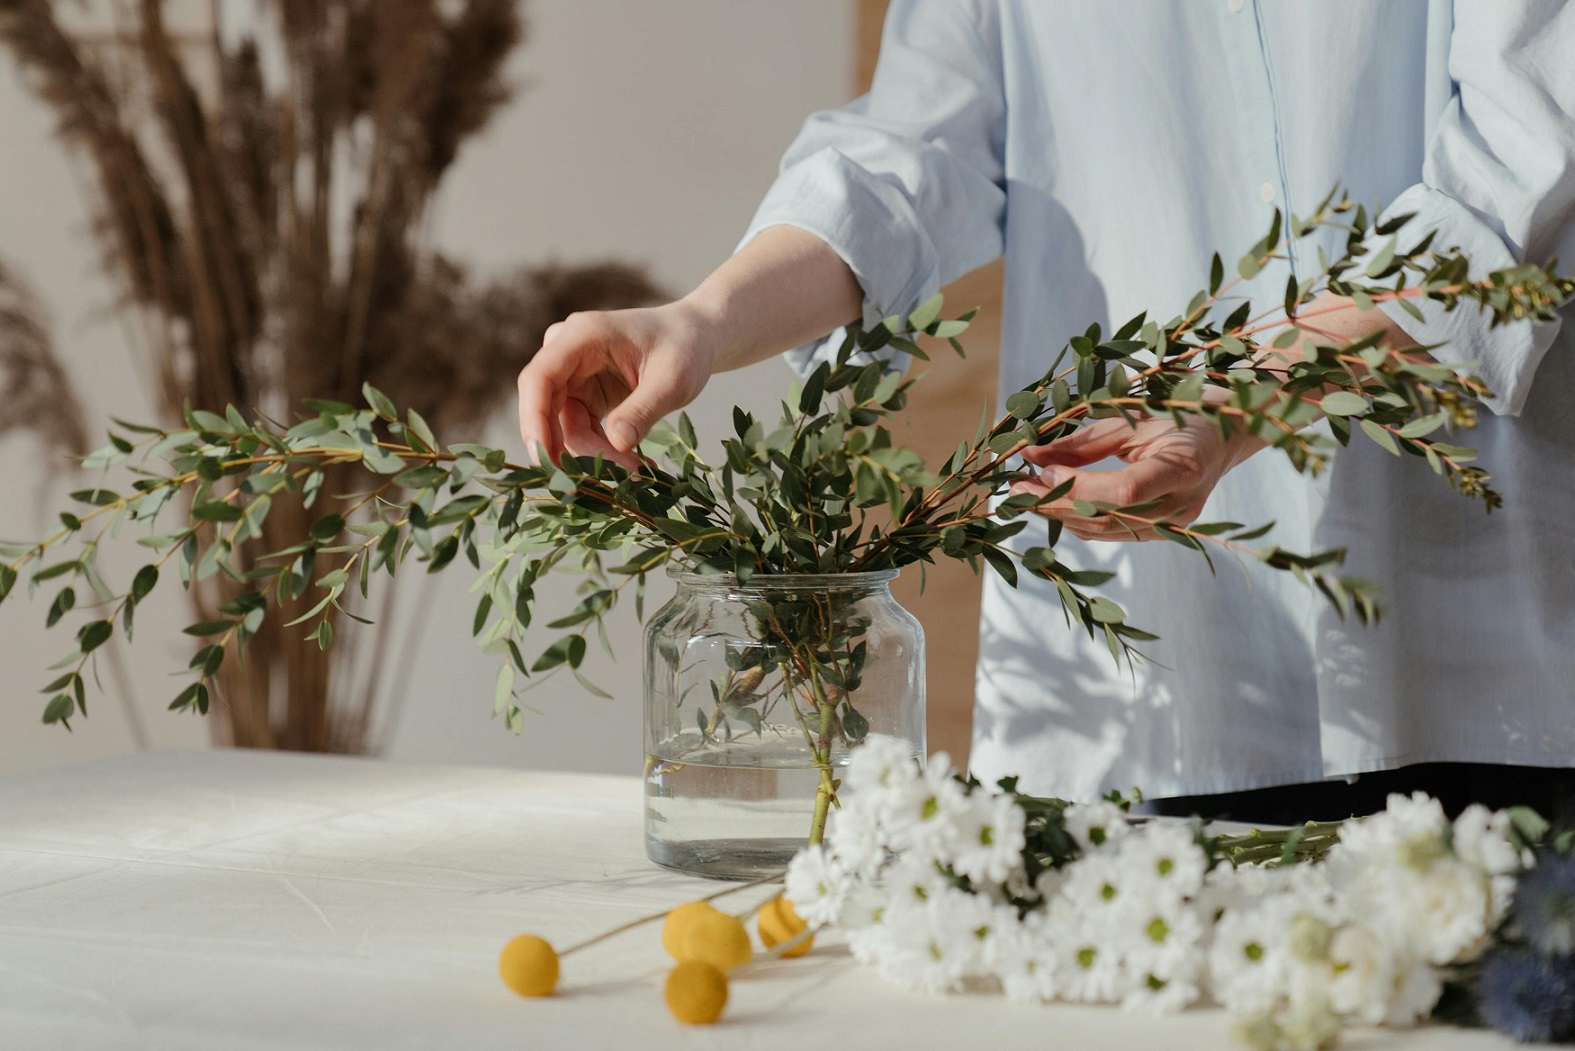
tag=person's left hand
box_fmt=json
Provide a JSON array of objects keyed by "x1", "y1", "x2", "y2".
[
  {"x1": 1013, "y1": 292, "x2": 1418, "y2": 542},
  {"x1": 1012, "y1": 393, "x2": 1268, "y2": 541}
]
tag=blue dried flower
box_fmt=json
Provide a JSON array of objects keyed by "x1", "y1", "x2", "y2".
[
  {"x1": 1476, "y1": 947, "x2": 1575, "y2": 1044},
  {"x1": 1512, "y1": 851, "x2": 1575, "y2": 956}
]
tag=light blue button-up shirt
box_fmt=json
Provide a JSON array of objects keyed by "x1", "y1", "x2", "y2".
[{"x1": 742, "y1": 1, "x2": 1575, "y2": 799}]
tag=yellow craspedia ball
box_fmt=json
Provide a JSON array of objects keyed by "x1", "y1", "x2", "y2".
[
  {"x1": 661, "y1": 901, "x2": 751, "y2": 972},
  {"x1": 498, "y1": 934, "x2": 559, "y2": 997},
  {"x1": 757, "y1": 896, "x2": 813, "y2": 958},
  {"x1": 664, "y1": 961, "x2": 729, "y2": 1025},
  {"x1": 661, "y1": 901, "x2": 714, "y2": 958}
]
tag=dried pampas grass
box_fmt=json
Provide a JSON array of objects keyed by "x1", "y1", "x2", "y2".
[{"x1": 0, "y1": 0, "x2": 664, "y2": 752}]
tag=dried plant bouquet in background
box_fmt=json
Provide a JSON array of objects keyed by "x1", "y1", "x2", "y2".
[
  {"x1": 0, "y1": 0, "x2": 662, "y2": 752},
  {"x1": 0, "y1": 259, "x2": 86, "y2": 459}
]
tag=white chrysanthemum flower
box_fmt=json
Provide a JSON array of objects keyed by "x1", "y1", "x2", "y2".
[
  {"x1": 1451, "y1": 803, "x2": 1529, "y2": 923},
  {"x1": 1329, "y1": 791, "x2": 1449, "y2": 878},
  {"x1": 1120, "y1": 903, "x2": 1206, "y2": 1015},
  {"x1": 947, "y1": 791, "x2": 1028, "y2": 886},
  {"x1": 1269, "y1": 863, "x2": 1345, "y2": 933},
  {"x1": 1117, "y1": 823, "x2": 1208, "y2": 900},
  {"x1": 1334, "y1": 842, "x2": 1492, "y2": 964},
  {"x1": 1324, "y1": 791, "x2": 1494, "y2": 967},
  {"x1": 883, "y1": 753, "x2": 971, "y2": 863},
  {"x1": 1056, "y1": 849, "x2": 1133, "y2": 931},
  {"x1": 844, "y1": 884, "x2": 903, "y2": 968},
  {"x1": 864, "y1": 889, "x2": 997, "y2": 994},
  {"x1": 784, "y1": 843, "x2": 850, "y2": 927},
  {"x1": 1048, "y1": 899, "x2": 1133, "y2": 1004},
  {"x1": 1381, "y1": 951, "x2": 1444, "y2": 1028},
  {"x1": 1063, "y1": 800, "x2": 1132, "y2": 852},
  {"x1": 1211, "y1": 857, "x2": 1277, "y2": 898},
  {"x1": 1124, "y1": 900, "x2": 1204, "y2": 978},
  {"x1": 844, "y1": 733, "x2": 921, "y2": 800},
  {"x1": 1196, "y1": 858, "x2": 1273, "y2": 925},
  {"x1": 1382, "y1": 791, "x2": 1451, "y2": 837},
  {"x1": 1452, "y1": 804, "x2": 1524, "y2": 876},
  {"x1": 1275, "y1": 996, "x2": 1344, "y2": 1051},
  {"x1": 1209, "y1": 899, "x2": 1295, "y2": 1015},
  {"x1": 1122, "y1": 970, "x2": 1203, "y2": 1016},
  {"x1": 839, "y1": 882, "x2": 889, "y2": 935},
  {"x1": 825, "y1": 802, "x2": 886, "y2": 881},
  {"x1": 843, "y1": 734, "x2": 922, "y2": 835},
  {"x1": 1326, "y1": 924, "x2": 1442, "y2": 1027},
  {"x1": 1326, "y1": 924, "x2": 1393, "y2": 1025},
  {"x1": 1403, "y1": 856, "x2": 1494, "y2": 964},
  {"x1": 987, "y1": 910, "x2": 1060, "y2": 1003},
  {"x1": 882, "y1": 854, "x2": 952, "y2": 908},
  {"x1": 1206, "y1": 864, "x2": 1343, "y2": 1017}
]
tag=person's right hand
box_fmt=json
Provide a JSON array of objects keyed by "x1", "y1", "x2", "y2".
[
  {"x1": 515, "y1": 301, "x2": 721, "y2": 469},
  {"x1": 516, "y1": 226, "x2": 863, "y2": 468}
]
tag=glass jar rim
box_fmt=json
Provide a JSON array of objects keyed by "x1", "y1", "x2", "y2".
[{"x1": 665, "y1": 565, "x2": 899, "y2": 590}]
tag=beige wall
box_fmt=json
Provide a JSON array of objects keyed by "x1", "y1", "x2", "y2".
[{"x1": 0, "y1": 0, "x2": 855, "y2": 776}]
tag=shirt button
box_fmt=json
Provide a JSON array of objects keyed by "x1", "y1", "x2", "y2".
[
  {"x1": 1258, "y1": 181, "x2": 1277, "y2": 203},
  {"x1": 1226, "y1": 0, "x2": 1245, "y2": 11}
]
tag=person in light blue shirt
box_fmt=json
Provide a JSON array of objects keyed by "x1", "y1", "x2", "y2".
[{"x1": 517, "y1": 1, "x2": 1575, "y2": 820}]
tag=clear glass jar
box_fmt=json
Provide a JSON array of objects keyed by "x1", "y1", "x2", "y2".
[{"x1": 643, "y1": 569, "x2": 925, "y2": 879}]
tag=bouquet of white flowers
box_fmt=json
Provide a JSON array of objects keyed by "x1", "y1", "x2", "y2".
[{"x1": 783, "y1": 742, "x2": 1574, "y2": 1048}]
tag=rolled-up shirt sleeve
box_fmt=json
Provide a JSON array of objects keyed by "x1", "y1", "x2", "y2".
[
  {"x1": 1380, "y1": 0, "x2": 1575, "y2": 416},
  {"x1": 738, "y1": 0, "x2": 1006, "y2": 376}
]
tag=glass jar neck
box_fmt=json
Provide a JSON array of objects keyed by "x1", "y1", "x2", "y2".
[{"x1": 667, "y1": 569, "x2": 898, "y2": 601}]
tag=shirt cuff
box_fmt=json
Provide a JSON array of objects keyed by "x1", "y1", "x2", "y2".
[
  {"x1": 737, "y1": 146, "x2": 941, "y2": 378},
  {"x1": 1377, "y1": 185, "x2": 1562, "y2": 417}
]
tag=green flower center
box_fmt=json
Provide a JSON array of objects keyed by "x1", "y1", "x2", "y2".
[{"x1": 1398, "y1": 833, "x2": 1446, "y2": 872}]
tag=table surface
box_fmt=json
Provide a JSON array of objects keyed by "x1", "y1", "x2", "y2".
[{"x1": 0, "y1": 751, "x2": 1519, "y2": 1051}]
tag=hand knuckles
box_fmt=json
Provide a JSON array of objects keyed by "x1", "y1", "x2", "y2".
[{"x1": 559, "y1": 311, "x2": 609, "y2": 343}]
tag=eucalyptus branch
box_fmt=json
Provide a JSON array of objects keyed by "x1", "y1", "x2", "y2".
[{"x1": 2, "y1": 189, "x2": 1569, "y2": 732}]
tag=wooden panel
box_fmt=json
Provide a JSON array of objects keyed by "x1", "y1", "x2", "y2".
[
  {"x1": 861, "y1": 0, "x2": 1003, "y2": 766},
  {"x1": 888, "y1": 263, "x2": 1001, "y2": 766},
  {"x1": 856, "y1": 0, "x2": 889, "y2": 95}
]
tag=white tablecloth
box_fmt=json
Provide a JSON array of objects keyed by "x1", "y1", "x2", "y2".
[{"x1": 0, "y1": 751, "x2": 1517, "y2": 1051}]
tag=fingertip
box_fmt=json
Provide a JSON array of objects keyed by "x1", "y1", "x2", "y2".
[
  {"x1": 605, "y1": 419, "x2": 639, "y2": 453},
  {"x1": 1032, "y1": 466, "x2": 1069, "y2": 490},
  {"x1": 1019, "y1": 444, "x2": 1055, "y2": 466}
]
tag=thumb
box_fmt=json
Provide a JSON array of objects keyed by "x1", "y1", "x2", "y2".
[
  {"x1": 603, "y1": 379, "x2": 682, "y2": 452},
  {"x1": 1020, "y1": 417, "x2": 1133, "y2": 468}
]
